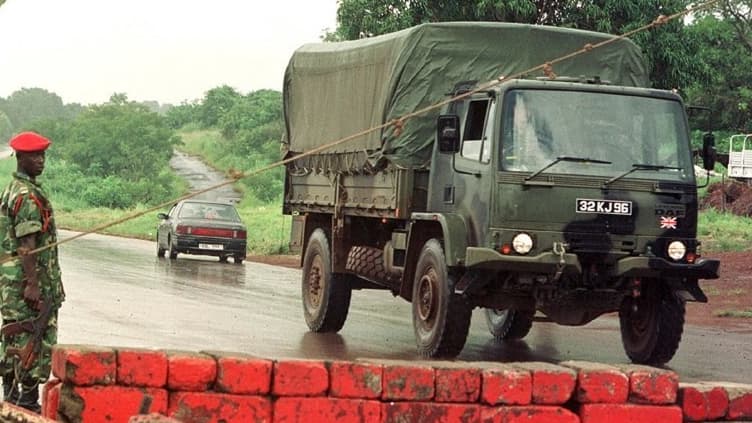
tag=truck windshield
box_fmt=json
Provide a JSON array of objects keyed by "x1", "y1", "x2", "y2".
[{"x1": 500, "y1": 89, "x2": 694, "y2": 182}]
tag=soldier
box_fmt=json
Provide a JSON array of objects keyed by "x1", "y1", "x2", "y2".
[{"x1": 0, "y1": 131, "x2": 64, "y2": 413}]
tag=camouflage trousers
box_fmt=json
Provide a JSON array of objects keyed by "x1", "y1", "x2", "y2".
[{"x1": 0, "y1": 309, "x2": 58, "y2": 384}]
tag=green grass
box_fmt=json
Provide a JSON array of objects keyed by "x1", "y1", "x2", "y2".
[
  {"x1": 697, "y1": 208, "x2": 752, "y2": 252},
  {"x1": 713, "y1": 309, "x2": 752, "y2": 318}
]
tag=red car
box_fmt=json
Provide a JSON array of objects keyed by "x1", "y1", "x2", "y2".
[{"x1": 156, "y1": 200, "x2": 247, "y2": 263}]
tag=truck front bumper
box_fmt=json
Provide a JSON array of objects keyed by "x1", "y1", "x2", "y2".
[{"x1": 465, "y1": 247, "x2": 720, "y2": 280}]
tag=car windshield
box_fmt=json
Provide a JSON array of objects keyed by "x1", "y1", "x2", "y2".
[
  {"x1": 500, "y1": 89, "x2": 694, "y2": 182},
  {"x1": 178, "y1": 202, "x2": 240, "y2": 221}
]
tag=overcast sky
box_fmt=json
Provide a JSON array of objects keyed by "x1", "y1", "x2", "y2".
[{"x1": 0, "y1": 0, "x2": 338, "y2": 105}]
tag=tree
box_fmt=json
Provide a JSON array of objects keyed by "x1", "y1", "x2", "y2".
[
  {"x1": 199, "y1": 85, "x2": 241, "y2": 128},
  {"x1": 685, "y1": 14, "x2": 752, "y2": 132},
  {"x1": 714, "y1": 0, "x2": 752, "y2": 52},
  {"x1": 0, "y1": 111, "x2": 12, "y2": 143},
  {"x1": 331, "y1": 0, "x2": 697, "y2": 89},
  {"x1": 1, "y1": 88, "x2": 71, "y2": 129},
  {"x1": 61, "y1": 99, "x2": 180, "y2": 181},
  {"x1": 165, "y1": 100, "x2": 201, "y2": 129}
]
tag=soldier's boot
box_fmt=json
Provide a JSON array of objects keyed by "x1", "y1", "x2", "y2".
[
  {"x1": 2, "y1": 378, "x2": 19, "y2": 404},
  {"x1": 16, "y1": 383, "x2": 40, "y2": 414}
]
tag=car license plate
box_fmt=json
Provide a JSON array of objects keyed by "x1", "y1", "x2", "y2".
[
  {"x1": 576, "y1": 198, "x2": 632, "y2": 216},
  {"x1": 199, "y1": 243, "x2": 224, "y2": 250}
]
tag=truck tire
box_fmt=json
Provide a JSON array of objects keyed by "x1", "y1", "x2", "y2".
[
  {"x1": 484, "y1": 308, "x2": 533, "y2": 340},
  {"x1": 412, "y1": 238, "x2": 471, "y2": 358},
  {"x1": 345, "y1": 246, "x2": 390, "y2": 284},
  {"x1": 302, "y1": 228, "x2": 352, "y2": 332},
  {"x1": 619, "y1": 280, "x2": 685, "y2": 365}
]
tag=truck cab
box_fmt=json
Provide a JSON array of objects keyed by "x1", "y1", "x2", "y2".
[{"x1": 420, "y1": 78, "x2": 718, "y2": 363}]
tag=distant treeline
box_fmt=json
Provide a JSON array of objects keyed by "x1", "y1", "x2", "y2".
[{"x1": 0, "y1": 86, "x2": 283, "y2": 208}]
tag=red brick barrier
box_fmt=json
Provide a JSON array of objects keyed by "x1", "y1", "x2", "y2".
[{"x1": 40, "y1": 345, "x2": 752, "y2": 423}]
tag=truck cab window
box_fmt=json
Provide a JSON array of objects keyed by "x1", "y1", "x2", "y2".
[{"x1": 461, "y1": 99, "x2": 490, "y2": 163}]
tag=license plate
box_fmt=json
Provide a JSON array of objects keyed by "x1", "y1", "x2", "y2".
[
  {"x1": 199, "y1": 243, "x2": 224, "y2": 250},
  {"x1": 576, "y1": 198, "x2": 632, "y2": 215}
]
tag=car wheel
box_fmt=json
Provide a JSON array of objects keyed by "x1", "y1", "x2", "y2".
[
  {"x1": 168, "y1": 236, "x2": 178, "y2": 260},
  {"x1": 234, "y1": 256, "x2": 244, "y2": 264},
  {"x1": 156, "y1": 233, "x2": 166, "y2": 258},
  {"x1": 219, "y1": 256, "x2": 228, "y2": 263}
]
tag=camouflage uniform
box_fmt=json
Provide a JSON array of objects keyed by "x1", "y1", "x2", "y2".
[{"x1": 0, "y1": 172, "x2": 64, "y2": 384}]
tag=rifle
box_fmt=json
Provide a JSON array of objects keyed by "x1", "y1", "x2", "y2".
[{"x1": 1, "y1": 300, "x2": 53, "y2": 370}]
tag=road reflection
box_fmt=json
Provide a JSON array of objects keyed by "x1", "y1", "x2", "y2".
[{"x1": 155, "y1": 255, "x2": 246, "y2": 287}]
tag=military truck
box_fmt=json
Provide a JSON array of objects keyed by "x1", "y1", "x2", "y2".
[{"x1": 282, "y1": 22, "x2": 720, "y2": 365}]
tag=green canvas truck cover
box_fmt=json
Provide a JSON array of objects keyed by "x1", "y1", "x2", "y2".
[{"x1": 283, "y1": 22, "x2": 648, "y2": 171}]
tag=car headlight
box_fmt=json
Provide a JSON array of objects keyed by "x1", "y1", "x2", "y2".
[
  {"x1": 667, "y1": 241, "x2": 686, "y2": 261},
  {"x1": 512, "y1": 233, "x2": 534, "y2": 255}
]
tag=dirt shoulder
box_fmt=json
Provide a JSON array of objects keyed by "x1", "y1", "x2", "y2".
[{"x1": 247, "y1": 251, "x2": 751, "y2": 331}]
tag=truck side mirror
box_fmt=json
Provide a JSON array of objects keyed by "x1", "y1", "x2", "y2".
[
  {"x1": 702, "y1": 132, "x2": 716, "y2": 171},
  {"x1": 437, "y1": 115, "x2": 460, "y2": 154},
  {"x1": 157, "y1": 212, "x2": 169, "y2": 220}
]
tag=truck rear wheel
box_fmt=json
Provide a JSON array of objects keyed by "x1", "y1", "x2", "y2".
[
  {"x1": 619, "y1": 280, "x2": 685, "y2": 365},
  {"x1": 485, "y1": 308, "x2": 533, "y2": 340},
  {"x1": 302, "y1": 228, "x2": 352, "y2": 332},
  {"x1": 412, "y1": 238, "x2": 471, "y2": 358}
]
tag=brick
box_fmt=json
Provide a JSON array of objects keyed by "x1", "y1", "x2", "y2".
[
  {"x1": 513, "y1": 362, "x2": 576, "y2": 405},
  {"x1": 166, "y1": 351, "x2": 217, "y2": 392},
  {"x1": 678, "y1": 383, "x2": 729, "y2": 421},
  {"x1": 479, "y1": 363, "x2": 532, "y2": 406},
  {"x1": 561, "y1": 361, "x2": 629, "y2": 404},
  {"x1": 52, "y1": 344, "x2": 116, "y2": 386},
  {"x1": 721, "y1": 382, "x2": 752, "y2": 420},
  {"x1": 616, "y1": 364, "x2": 678, "y2": 404},
  {"x1": 274, "y1": 397, "x2": 380, "y2": 423},
  {"x1": 58, "y1": 385, "x2": 168, "y2": 423},
  {"x1": 382, "y1": 401, "x2": 480, "y2": 423},
  {"x1": 433, "y1": 361, "x2": 481, "y2": 403},
  {"x1": 481, "y1": 406, "x2": 579, "y2": 423},
  {"x1": 329, "y1": 361, "x2": 383, "y2": 399},
  {"x1": 117, "y1": 348, "x2": 168, "y2": 388},
  {"x1": 380, "y1": 361, "x2": 435, "y2": 401},
  {"x1": 42, "y1": 380, "x2": 61, "y2": 420},
  {"x1": 273, "y1": 360, "x2": 328, "y2": 396},
  {"x1": 580, "y1": 404, "x2": 682, "y2": 423},
  {"x1": 204, "y1": 351, "x2": 272, "y2": 395},
  {"x1": 168, "y1": 392, "x2": 271, "y2": 423}
]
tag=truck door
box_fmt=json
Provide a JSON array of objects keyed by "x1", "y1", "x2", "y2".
[{"x1": 450, "y1": 97, "x2": 496, "y2": 247}]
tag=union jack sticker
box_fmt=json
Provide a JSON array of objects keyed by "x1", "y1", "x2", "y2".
[{"x1": 659, "y1": 216, "x2": 678, "y2": 230}]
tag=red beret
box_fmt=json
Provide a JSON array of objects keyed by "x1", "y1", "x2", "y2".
[{"x1": 9, "y1": 131, "x2": 51, "y2": 153}]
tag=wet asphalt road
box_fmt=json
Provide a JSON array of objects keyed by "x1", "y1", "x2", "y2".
[{"x1": 56, "y1": 230, "x2": 751, "y2": 383}]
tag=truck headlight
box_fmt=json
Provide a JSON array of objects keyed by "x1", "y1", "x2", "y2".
[
  {"x1": 667, "y1": 241, "x2": 686, "y2": 261},
  {"x1": 512, "y1": 233, "x2": 533, "y2": 255}
]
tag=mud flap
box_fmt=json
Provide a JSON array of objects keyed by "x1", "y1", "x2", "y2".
[{"x1": 669, "y1": 278, "x2": 708, "y2": 303}]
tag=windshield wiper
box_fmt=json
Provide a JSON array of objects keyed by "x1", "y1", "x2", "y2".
[
  {"x1": 525, "y1": 156, "x2": 612, "y2": 181},
  {"x1": 603, "y1": 163, "x2": 682, "y2": 187}
]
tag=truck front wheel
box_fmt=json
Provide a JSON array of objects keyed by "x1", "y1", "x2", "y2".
[
  {"x1": 485, "y1": 308, "x2": 534, "y2": 341},
  {"x1": 619, "y1": 279, "x2": 685, "y2": 365},
  {"x1": 412, "y1": 238, "x2": 471, "y2": 358},
  {"x1": 302, "y1": 228, "x2": 352, "y2": 332}
]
